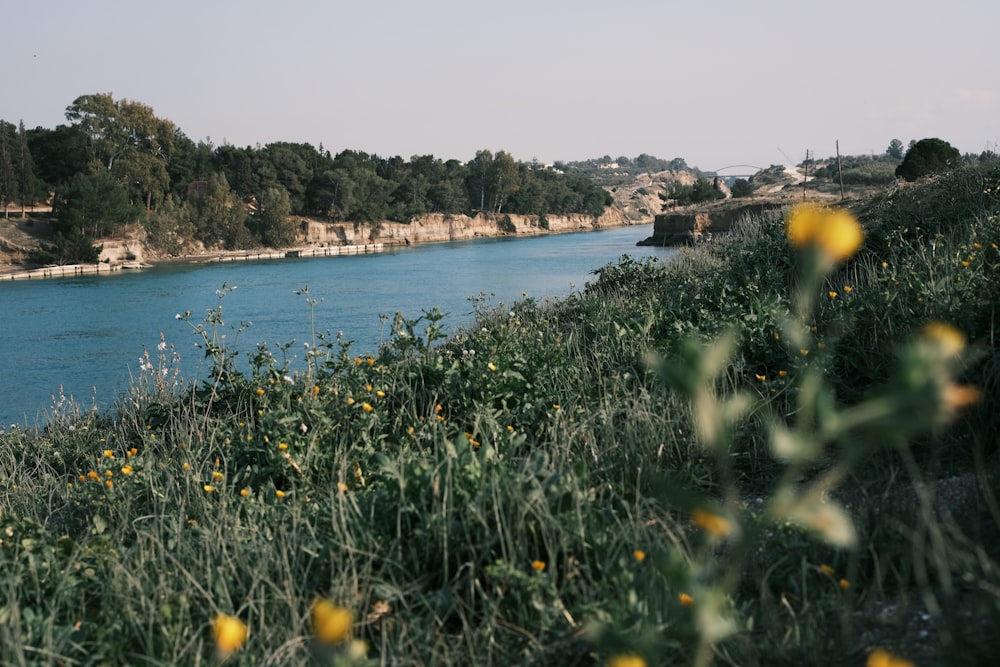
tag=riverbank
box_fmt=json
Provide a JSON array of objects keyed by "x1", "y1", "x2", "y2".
[{"x1": 0, "y1": 208, "x2": 637, "y2": 281}]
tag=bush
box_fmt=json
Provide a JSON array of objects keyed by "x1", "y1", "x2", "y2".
[{"x1": 895, "y1": 137, "x2": 962, "y2": 181}]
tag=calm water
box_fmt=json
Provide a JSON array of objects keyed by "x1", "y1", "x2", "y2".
[{"x1": 1, "y1": 225, "x2": 673, "y2": 427}]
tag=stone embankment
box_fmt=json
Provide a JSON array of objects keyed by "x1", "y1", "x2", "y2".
[{"x1": 637, "y1": 201, "x2": 784, "y2": 246}]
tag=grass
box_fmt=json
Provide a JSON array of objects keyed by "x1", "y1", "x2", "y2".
[{"x1": 2, "y1": 158, "x2": 999, "y2": 666}]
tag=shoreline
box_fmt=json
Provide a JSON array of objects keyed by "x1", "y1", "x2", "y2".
[{"x1": 0, "y1": 210, "x2": 648, "y2": 281}]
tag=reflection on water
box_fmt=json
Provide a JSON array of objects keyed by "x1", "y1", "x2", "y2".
[{"x1": 1, "y1": 225, "x2": 673, "y2": 426}]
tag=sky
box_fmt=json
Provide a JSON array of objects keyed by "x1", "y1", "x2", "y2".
[{"x1": 3, "y1": 0, "x2": 998, "y2": 171}]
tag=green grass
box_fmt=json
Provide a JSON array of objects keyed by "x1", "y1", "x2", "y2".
[{"x1": 2, "y1": 159, "x2": 999, "y2": 666}]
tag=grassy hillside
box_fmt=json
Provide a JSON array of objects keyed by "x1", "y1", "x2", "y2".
[{"x1": 2, "y1": 159, "x2": 999, "y2": 666}]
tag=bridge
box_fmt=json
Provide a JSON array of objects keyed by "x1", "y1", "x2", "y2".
[{"x1": 710, "y1": 164, "x2": 767, "y2": 181}]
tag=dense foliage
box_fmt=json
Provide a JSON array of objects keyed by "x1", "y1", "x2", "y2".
[
  {"x1": 895, "y1": 138, "x2": 962, "y2": 182},
  {"x1": 3, "y1": 158, "x2": 998, "y2": 665},
  {"x1": 5, "y1": 93, "x2": 613, "y2": 258}
]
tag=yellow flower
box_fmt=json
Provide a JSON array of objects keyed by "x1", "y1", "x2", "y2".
[
  {"x1": 867, "y1": 648, "x2": 915, "y2": 667},
  {"x1": 120, "y1": 465, "x2": 134, "y2": 476},
  {"x1": 607, "y1": 654, "x2": 647, "y2": 667},
  {"x1": 338, "y1": 482, "x2": 349, "y2": 493},
  {"x1": 552, "y1": 404, "x2": 561, "y2": 410},
  {"x1": 212, "y1": 470, "x2": 224, "y2": 481},
  {"x1": 922, "y1": 321, "x2": 966, "y2": 357},
  {"x1": 278, "y1": 442, "x2": 289, "y2": 451},
  {"x1": 678, "y1": 592, "x2": 695, "y2": 607},
  {"x1": 367, "y1": 357, "x2": 375, "y2": 366},
  {"x1": 755, "y1": 373, "x2": 766, "y2": 382},
  {"x1": 87, "y1": 470, "x2": 100, "y2": 481},
  {"x1": 346, "y1": 397, "x2": 356, "y2": 405},
  {"x1": 828, "y1": 291, "x2": 838, "y2": 299},
  {"x1": 691, "y1": 509, "x2": 733, "y2": 537},
  {"x1": 275, "y1": 489, "x2": 287, "y2": 499},
  {"x1": 376, "y1": 390, "x2": 386, "y2": 397},
  {"x1": 961, "y1": 260, "x2": 970, "y2": 267},
  {"x1": 127, "y1": 447, "x2": 138, "y2": 456},
  {"x1": 943, "y1": 384, "x2": 981, "y2": 414},
  {"x1": 313, "y1": 385, "x2": 320, "y2": 398},
  {"x1": 104, "y1": 480, "x2": 113, "y2": 489},
  {"x1": 786, "y1": 202, "x2": 863, "y2": 261},
  {"x1": 435, "y1": 404, "x2": 443, "y2": 413},
  {"x1": 212, "y1": 614, "x2": 248, "y2": 656},
  {"x1": 362, "y1": 402, "x2": 374, "y2": 412},
  {"x1": 843, "y1": 285, "x2": 853, "y2": 293},
  {"x1": 881, "y1": 261, "x2": 889, "y2": 268},
  {"x1": 488, "y1": 362, "x2": 498, "y2": 372},
  {"x1": 633, "y1": 549, "x2": 646, "y2": 562},
  {"x1": 240, "y1": 488, "x2": 251, "y2": 497},
  {"x1": 778, "y1": 370, "x2": 788, "y2": 377},
  {"x1": 531, "y1": 560, "x2": 546, "y2": 572},
  {"x1": 203, "y1": 485, "x2": 216, "y2": 493},
  {"x1": 839, "y1": 578, "x2": 850, "y2": 590},
  {"x1": 311, "y1": 598, "x2": 353, "y2": 644},
  {"x1": 182, "y1": 462, "x2": 190, "y2": 471},
  {"x1": 255, "y1": 388, "x2": 265, "y2": 396},
  {"x1": 800, "y1": 349, "x2": 809, "y2": 356},
  {"x1": 819, "y1": 564, "x2": 835, "y2": 576},
  {"x1": 103, "y1": 449, "x2": 114, "y2": 459}
]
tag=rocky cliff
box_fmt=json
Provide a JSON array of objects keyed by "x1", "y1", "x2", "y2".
[
  {"x1": 637, "y1": 202, "x2": 784, "y2": 246},
  {"x1": 300, "y1": 207, "x2": 631, "y2": 247}
]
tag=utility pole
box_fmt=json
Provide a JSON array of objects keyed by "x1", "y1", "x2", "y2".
[{"x1": 836, "y1": 140, "x2": 845, "y2": 201}]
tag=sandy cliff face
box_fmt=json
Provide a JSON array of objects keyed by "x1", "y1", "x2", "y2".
[
  {"x1": 300, "y1": 208, "x2": 631, "y2": 247},
  {"x1": 637, "y1": 202, "x2": 784, "y2": 246}
]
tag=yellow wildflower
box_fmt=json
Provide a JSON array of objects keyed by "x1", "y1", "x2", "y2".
[
  {"x1": 828, "y1": 291, "x2": 838, "y2": 299},
  {"x1": 346, "y1": 397, "x2": 356, "y2": 405},
  {"x1": 313, "y1": 385, "x2": 320, "y2": 398},
  {"x1": 104, "y1": 480, "x2": 113, "y2": 489},
  {"x1": 311, "y1": 598, "x2": 353, "y2": 644},
  {"x1": 203, "y1": 485, "x2": 216, "y2": 493},
  {"x1": 755, "y1": 373, "x2": 766, "y2": 382},
  {"x1": 922, "y1": 321, "x2": 966, "y2": 357},
  {"x1": 87, "y1": 471, "x2": 100, "y2": 481},
  {"x1": 278, "y1": 442, "x2": 289, "y2": 451},
  {"x1": 839, "y1": 578, "x2": 850, "y2": 590},
  {"x1": 240, "y1": 488, "x2": 251, "y2": 497},
  {"x1": 691, "y1": 509, "x2": 733, "y2": 537},
  {"x1": 103, "y1": 449, "x2": 114, "y2": 459},
  {"x1": 531, "y1": 560, "x2": 546, "y2": 572},
  {"x1": 376, "y1": 390, "x2": 386, "y2": 397},
  {"x1": 182, "y1": 462, "x2": 190, "y2": 471},
  {"x1": 120, "y1": 465, "x2": 134, "y2": 476},
  {"x1": 212, "y1": 614, "x2": 248, "y2": 656},
  {"x1": 488, "y1": 362, "x2": 498, "y2": 372},
  {"x1": 275, "y1": 489, "x2": 287, "y2": 499},
  {"x1": 778, "y1": 370, "x2": 788, "y2": 377},
  {"x1": 633, "y1": 549, "x2": 646, "y2": 562},
  {"x1": 338, "y1": 482, "x2": 349, "y2": 493},
  {"x1": 362, "y1": 402, "x2": 374, "y2": 412},
  {"x1": 212, "y1": 470, "x2": 224, "y2": 481},
  {"x1": 867, "y1": 648, "x2": 915, "y2": 667},
  {"x1": 255, "y1": 388, "x2": 265, "y2": 396},
  {"x1": 786, "y1": 202, "x2": 863, "y2": 261},
  {"x1": 819, "y1": 564, "x2": 835, "y2": 576},
  {"x1": 607, "y1": 655, "x2": 647, "y2": 667},
  {"x1": 678, "y1": 592, "x2": 695, "y2": 607},
  {"x1": 844, "y1": 285, "x2": 853, "y2": 293}
]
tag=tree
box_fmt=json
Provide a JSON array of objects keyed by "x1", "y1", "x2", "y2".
[
  {"x1": 15, "y1": 121, "x2": 35, "y2": 216},
  {"x1": 0, "y1": 121, "x2": 12, "y2": 217},
  {"x1": 53, "y1": 170, "x2": 137, "y2": 239},
  {"x1": 730, "y1": 178, "x2": 754, "y2": 198},
  {"x1": 886, "y1": 138, "x2": 904, "y2": 160},
  {"x1": 251, "y1": 186, "x2": 296, "y2": 247},
  {"x1": 895, "y1": 138, "x2": 962, "y2": 181}
]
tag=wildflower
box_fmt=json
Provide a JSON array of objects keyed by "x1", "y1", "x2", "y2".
[
  {"x1": 839, "y1": 578, "x2": 850, "y2": 590},
  {"x1": 311, "y1": 598, "x2": 353, "y2": 644},
  {"x1": 755, "y1": 373, "x2": 766, "y2": 382},
  {"x1": 691, "y1": 509, "x2": 733, "y2": 537},
  {"x1": 104, "y1": 470, "x2": 113, "y2": 477},
  {"x1": 376, "y1": 390, "x2": 386, "y2": 397},
  {"x1": 362, "y1": 402, "x2": 374, "y2": 412},
  {"x1": 922, "y1": 321, "x2": 966, "y2": 357},
  {"x1": 240, "y1": 488, "x2": 251, "y2": 497},
  {"x1": 507, "y1": 425, "x2": 515, "y2": 432},
  {"x1": 786, "y1": 202, "x2": 863, "y2": 262},
  {"x1": 633, "y1": 549, "x2": 646, "y2": 562},
  {"x1": 313, "y1": 385, "x2": 320, "y2": 398},
  {"x1": 255, "y1": 388, "x2": 265, "y2": 396},
  {"x1": 678, "y1": 592, "x2": 695, "y2": 607},
  {"x1": 531, "y1": 560, "x2": 546, "y2": 572},
  {"x1": 882, "y1": 261, "x2": 889, "y2": 268},
  {"x1": 203, "y1": 485, "x2": 216, "y2": 493},
  {"x1": 819, "y1": 564, "x2": 835, "y2": 576},
  {"x1": 773, "y1": 331, "x2": 780, "y2": 340},
  {"x1": 817, "y1": 342, "x2": 827, "y2": 350},
  {"x1": 338, "y1": 482, "x2": 349, "y2": 493},
  {"x1": 974, "y1": 242, "x2": 982, "y2": 249},
  {"x1": 844, "y1": 285, "x2": 853, "y2": 293},
  {"x1": 961, "y1": 260, "x2": 970, "y2": 267},
  {"x1": 607, "y1": 655, "x2": 647, "y2": 667},
  {"x1": 488, "y1": 362, "x2": 498, "y2": 372},
  {"x1": 278, "y1": 442, "x2": 288, "y2": 451},
  {"x1": 867, "y1": 648, "x2": 915, "y2": 667},
  {"x1": 212, "y1": 614, "x2": 248, "y2": 656},
  {"x1": 87, "y1": 471, "x2": 100, "y2": 481},
  {"x1": 127, "y1": 447, "x2": 138, "y2": 457},
  {"x1": 435, "y1": 404, "x2": 443, "y2": 413},
  {"x1": 212, "y1": 471, "x2": 224, "y2": 481},
  {"x1": 778, "y1": 370, "x2": 788, "y2": 377},
  {"x1": 275, "y1": 490, "x2": 287, "y2": 499},
  {"x1": 800, "y1": 349, "x2": 809, "y2": 356},
  {"x1": 346, "y1": 397, "x2": 356, "y2": 405},
  {"x1": 120, "y1": 465, "x2": 134, "y2": 476},
  {"x1": 103, "y1": 449, "x2": 114, "y2": 459},
  {"x1": 552, "y1": 404, "x2": 561, "y2": 410},
  {"x1": 828, "y1": 291, "x2": 838, "y2": 299},
  {"x1": 354, "y1": 357, "x2": 362, "y2": 365},
  {"x1": 943, "y1": 384, "x2": 981, "y2": 414},
  {"x1": 182, "y1": 462, "x2": 191, "y2": 471},
  {"x1": 104, "y1": 480, "x2": 113, "y2": 489}
]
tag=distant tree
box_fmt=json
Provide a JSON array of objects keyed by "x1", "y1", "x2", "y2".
[
  {"x1": 28, "y1": 228, "x2": 102, "y2": 265},
  {"x1": 25, "y1": 124, "x2": 90, "y2": 190},
  {"x1": 0, "y1": 121, "x2": 12, "y2": 217},
  {"x1": 886, "y1": 138, "x2": 904, "y2": 160},
  {"x1": 895, "y1": 138, "x2": 962, "y2": 181},
  {"x1": 251, "y1": 186, "x2": 296, "y2": 247},
  {"x1": 16, "y1": 121, "x2": 35, "y2": 216},
  {"x1": 730, "y1": 178, "x2": 754, "y2": 198},
  {"x1": 53, "y1": 170, "x2": 137, "y2": 239}
]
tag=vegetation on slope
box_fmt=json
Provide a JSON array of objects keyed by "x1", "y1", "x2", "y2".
[{"x1": 2, "y1": 159, "x2": 999, "y2": 666}]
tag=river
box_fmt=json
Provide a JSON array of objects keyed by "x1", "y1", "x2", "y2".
[{"x1": 1, "y1": 225, "x2": 674, "y2": 428}]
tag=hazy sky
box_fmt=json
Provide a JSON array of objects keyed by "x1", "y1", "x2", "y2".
[{"x1": 4, "y1": 0, "x2": 997, "y2": 171}]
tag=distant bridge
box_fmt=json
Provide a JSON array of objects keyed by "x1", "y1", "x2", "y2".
[{"x1": 710, "y1": 164, "x2": 767, "y2": 180}]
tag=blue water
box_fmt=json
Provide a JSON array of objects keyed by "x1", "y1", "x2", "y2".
[{"x1": 1, "y1": 225, "x2": 673, "y2": 427}]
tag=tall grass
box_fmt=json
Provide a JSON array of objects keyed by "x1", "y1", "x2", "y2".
[{"x1": 2, "y1": 160, "x2": 999, "y2": 666}]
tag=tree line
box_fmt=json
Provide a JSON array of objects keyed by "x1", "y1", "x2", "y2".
[{"x1": 4, "y1": 93, "x2": 614, "y2": 262}]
